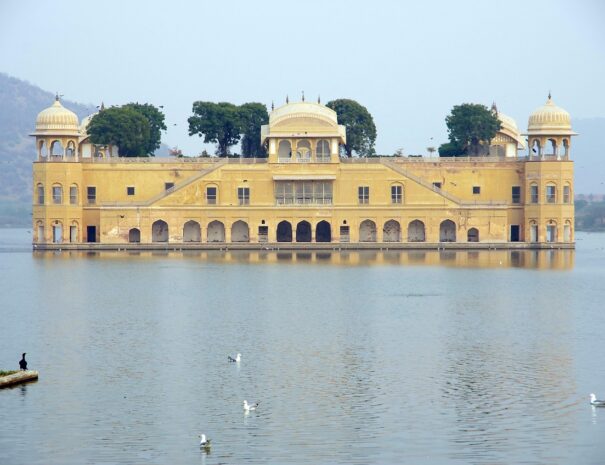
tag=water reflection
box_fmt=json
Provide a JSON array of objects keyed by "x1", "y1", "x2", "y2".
[{"x1": 33, "y1": 249, "x2": 575, "y2": 269}]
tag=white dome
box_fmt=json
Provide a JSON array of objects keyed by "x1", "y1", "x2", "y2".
[
  {"x1": 34, "y1": 98, "x2": 80, "y2": 135},
  {"x1": 527, "y1": 95, "x2": 573, "y2": 135}
]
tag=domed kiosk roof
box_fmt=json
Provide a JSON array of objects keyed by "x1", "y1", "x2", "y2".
[
  {"x1": 526, "y1": 95, "x2": 576, "y2": 136},
  {"x1": 496, "y1": 110, "x2": 525, "y2": 149},
  {"x1": 261, "y1": 101, "x2": 346, "y2": 145},
  {"x1": 32, "y1": 97, "x2": 80, "y2": 136}
]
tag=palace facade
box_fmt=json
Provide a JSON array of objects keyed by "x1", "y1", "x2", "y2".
[{"x1": 31, "y1": 96, "x2": 575, "y2": 248}]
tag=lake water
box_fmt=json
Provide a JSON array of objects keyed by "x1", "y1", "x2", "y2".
[{"x1": 1, "y1": 228, "x2": 604, "y2": 465}]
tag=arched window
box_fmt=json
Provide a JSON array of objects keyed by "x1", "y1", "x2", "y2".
[
  {"x1": 467, "y1": 228, "x2": 479, "y2": 242},
  {"x1": 207, "y1": 220, "x2": 225, "y2": 242},
  {"x1": 296, "y1": 140, "x2": 311, "y2": 162},
  {"x1": 37, "y1": 183, "x2": 45, "y2": 204},
  {"x1": 296, "y1": 221, "x2": 312, "y2": 242},
  {"x1": 66, "y1": 140, "x2": 76, "y2": 157},
  {"x1": 128, "y1": 228, "x2": 141, "y2": 243},
  {"x1": 52, "y1": 221, "x2": 63, "y2": 244},
  {"x1": 69, "y1": 222, "x2": 78, "y2": 243},
  {"x1": 231, "y1": 220, "x2": 249, "y2": 242},
  {"x1": 439, "y1": 220, "x2": 456, "y2": 242},
  {"x1": 316, "y1": 140, "x2": 330, "y2": 161},
  {"x1": 564, "y1": 220, "x2": 572, "y2": 242},
  {"x1": 38, "y1": 140, "x2": 47, "y2": 158},
  {"x1": 391, "y1": 184, "x2": 403, "y2": 204},
  {"x1": 546, "y1": 138, "x2": 557, "y2": 157},
  {"x1": 563, "y1": 184, "x2": 571, "y2": 204},
  {"x1": 69, "y1": 184, "x2": 78, "y2": 205},
  {"x1": 52, "y1": 184, "x2": 63, "y2": 204},
  {"x1": 546, "y1": 220, "x2": 557, "y2": 243},
  {"x1": 408, "y1": 220, "x2": 425, "y2": 242},
  {"x1": 529, "y1": 220, "x2": 538, "y2": 242},
  {"x1": 359, "y1": 220, "x2": 377, "y2": 242},
  {"x1": 561, "y1": 139, "x2": 569, "y2": 158},
  {"x1": 530, "y1": 183, "x2": 539, "y2": 204},
  {"x1": 152, "y1": 220, "x2": 169, "y2": 242},
  {"x1": 383, "y1": 220, "x2": 401, "y2": 242},
  {"x1": 531, "y1": 139, "x2": 541, "y2": 157},
  {"x1": 278, "y1": 140, "x2": 292, "y2": 160},
  {"x1": 36, "y1": 221, "x2": 45, "y2": 243},
  {"x1": 545, "y1": 183, "x2": 557, "y2": 203},
  {"x1": 50, "y1": 140, "x2": 63, "y2": 157},
  {"x1": 183, "y1": 220, "x2": 201, "y2": 242}
]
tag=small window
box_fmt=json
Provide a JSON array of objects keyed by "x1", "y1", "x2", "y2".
[
  {"x1": 206, "y1": 186, "x2": 217, "y2": 205},
  {"x1": 512, "y1": 186, "x2": 521, "y2": 204},
  {"x1": 87, "y1": 186, "x2": 96, "y2": 204},
  {"x1": 52, "y1": 185, "x2": 63, "y2": 204},
  {"x1": 391, "y1": 185, "x2": 403, "y2": 204},
  {"x1": 433, "y1": 182, "x2": 442, "y2": 189},
  {"x1": 546, "y1": 185, "x2": 556, "y2": 203},
  {"x1": 358, "y1": 186, "x2": 369, "y2": 204},
  {"x1": 37, "y1": 184, "x2": 45, "y2": 205},
  {"x1": 472, "y1": 186, "x2": 480, "y2": 195},
  {"x1": 563, "y1": 185, "x2": 571, "y2": 204},
  {"x1": 238, "y1": 187, "x2": 250, "y2": 205},
  {"x1": 127, "y1": 186, "x2": 135, "y2": 196},
  {"x1": 165, "y1": 182, "x2": 175, "y2": 191},
  {"x1": 70, "y1": 186, "x2": 78, "y2": 205},
  {"x1": 530, "y1": 184, "x2": 538, "y2": 204}
]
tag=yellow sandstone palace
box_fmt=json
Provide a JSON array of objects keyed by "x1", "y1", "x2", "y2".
[{"x1": 31, "y1": 96, "x2": 575, "y2": 249}]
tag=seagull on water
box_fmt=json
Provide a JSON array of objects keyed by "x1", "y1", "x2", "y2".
[
  {"x1": 243, "y1": 400, "x2": 259, "y2": 412},
  {"x1": 199, "y1": 433, "x2": 211, "y2": 450},
  {"x1": 590, "y1": 393, "x2": 605, "y2": 407},
  {"x1": 228, "y1": 353, "x2": 241, "y2": 363}
]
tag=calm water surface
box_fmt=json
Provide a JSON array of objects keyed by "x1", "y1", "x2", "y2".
[{"x1": 1, "y1": 229, "x2": 604, "y2": 465}]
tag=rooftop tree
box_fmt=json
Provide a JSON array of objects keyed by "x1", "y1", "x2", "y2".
[
  {"x1": 239, "y1": 102, "x2": 268, "y2": 157},
  {"x1": 122, "y1": 103, "x2": 167, "y2": 154},
  {"x1": 443, "y1": 103, "x2": 501, "y2": 156},
  {"x1": 188, "y1": 101, "x2": 242, "y2": 156},
  {"x1": 326, "y1": 99, "x2": 376, "y2": 157},
  {"x1": 87, "y1": 106, "x2": 152, "y2": 157}
]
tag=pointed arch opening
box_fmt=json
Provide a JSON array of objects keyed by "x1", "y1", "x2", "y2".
[
  {"x1": 467, "y1": 227, "x2": 479, "y2": 242},
  {"x1": 277, "y1": 221, "x2": 292, "y2": 242},
  {"x1": 359, "y1": 220, "x2": 377, "y2": 242},
  {"x1": 207, "y1": 220, "x2": 225, "y2": 242},
  {"x1": 50, "y1": 140, "x2": 63, "y2": 157},
  {"x1": 383, "y1": 220, "x2": 401, "y2": 242},
  {"x1": 183, "y1": 220, "x2": 201, "y2": 242},
  {"x1": 408, "y1": 220, "x2": 425, "y2": 242},
  {"x1": 440, "y1": 220, "x2": 456, "y2": 242},
  {"x1": 231, "y1": 220, "x2": 250, "y2": 242},
  {"x1": 129, "y1": 228, "x2": 141, "y2": 243},
  {"x1": 296, "y1": 221, "x2": 312, "y2": 242},
  {"x1": 152, "y1": 220, "x2": 169, "y2": 242},
  {"x1": 316, "y1": 220, "x2": 331, "y2": 242}
]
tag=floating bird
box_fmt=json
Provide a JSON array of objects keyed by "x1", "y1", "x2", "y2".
[
  {"x1": 590, "y1": 393, "x2": 605, "y2": 407},
  {"x1": 19, "y1": 353, "x2": 27, "y2": 371},
  {"x1": 243, "y1": 400, "x2": 259, "y2": 412},
  {"x1": 228, "y1": 353, "x2": 241, "y2": 363},
  {"x1": 199, "y1": 434, "x2": 211, "y2": 450}
]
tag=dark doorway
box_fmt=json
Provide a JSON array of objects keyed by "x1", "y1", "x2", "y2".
[
  {"x1": 86, "y1": 226, "x2": 97, "y2": 243},
  {"x1": 296, "y1": 221, "x2": 312, "y2": 242},
  {"x1": 510, "y1": 225, "x2": 520, "y2": 242},
  {"x1": 316, "y1": 221, "x2": 331, "y2": 242},
  {"x1": 277, "y1": 221, "x2": 292, "y2": 242}
]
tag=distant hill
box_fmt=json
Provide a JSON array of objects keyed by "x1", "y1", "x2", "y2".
[{"x1": 0, "y1": 73, "x2": 169, "y2": 226}]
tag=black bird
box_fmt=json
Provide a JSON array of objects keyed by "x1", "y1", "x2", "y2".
[{"x1": 19, "y1": 353, "x2": 27, "y2": 371}]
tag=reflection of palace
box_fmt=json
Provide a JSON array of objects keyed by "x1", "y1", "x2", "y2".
[{"x1": 31, "y1": 95, "x2": 575, "y2": 249}]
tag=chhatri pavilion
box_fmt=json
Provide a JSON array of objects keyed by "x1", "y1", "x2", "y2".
[{"x1": 31, "y1": 95, "x2": 575, "y2": 248}]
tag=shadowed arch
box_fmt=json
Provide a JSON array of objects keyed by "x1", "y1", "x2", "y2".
[
  {"x1": 207, "y1": 220, "x2": 225, "y2": 242},
  {"x1": 408, "y1": 220, "x2": 425, "y2": 242},
  {"x1": 316, "y1": 220, "x2": 331, "y2": 242},
  {"x1": 277, "y1": 221, "x2": 292, "y2": 242},
  {"x1": 152, "y1": 220, "x2": 169, "y2": 242},
  {"x1": 231, "y1": 220, "x2": 250, "y2": 242},
  {"x1": 359, "y1": 220, "x2": 377, "y2": 242},
  {"x1": 383, "y1": 220, "x2": 401, "y2": 242}
]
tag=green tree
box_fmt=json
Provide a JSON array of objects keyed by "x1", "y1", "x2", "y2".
[
  {"x1": 444, "y1": 103, "x2": 501, "y2": 156},
  {"x1": 123, "y1": 103, "x2": 167, "y2": 154},
  {"x1": 326, "y1": 99, "x2": 376, "y2": 157},
  {"x1": 188, "y1": 102, "x2": 242, "y2": 156},
  {"x1": 438, "y1": 141, "x2": 466, "y2": 157},
  {"x1": 87, "y1": 107, "x2": 151, "y2": 157},
  {"x1": 239, "y1": 102, "x2": 268, "y2": 157}
]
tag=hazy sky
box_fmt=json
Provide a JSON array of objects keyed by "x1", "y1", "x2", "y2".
[{"x1": 1, "y1": 0, "x2": 604, "y2": 156}]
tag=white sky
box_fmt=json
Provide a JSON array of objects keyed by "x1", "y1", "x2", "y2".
[{"x1": 1, "y1": 0, "x2": 604, "y2": 156}]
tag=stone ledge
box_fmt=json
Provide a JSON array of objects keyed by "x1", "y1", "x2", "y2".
[{"x1": 0, "y1": 370, "x2": 39, "y2": 388}]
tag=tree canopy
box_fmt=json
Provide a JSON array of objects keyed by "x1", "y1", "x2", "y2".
[
  {"x1": 239, "y1": 102, "x2": 268, "y2": 157},
  {"x1": 443, "y1": 103, "x2": 501, "y2": 156},
  {"x1": 122, "y1": 103, "x2": 166, "y2": 154},
  {"x1": 188, "y1": 102, "x2": 243, "y2": 156},
  {"x1": 326, "y1": 99, "x2": 376, "y2": 157},
  {"x1": 87, "y1": 106, "x2": 152, "y2": 157}
]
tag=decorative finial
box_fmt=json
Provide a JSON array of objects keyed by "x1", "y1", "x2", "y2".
[
  {"x1": 55, "y1": 92, "x2": 60, "y2": 101},
  {"x1": 286, "y1": 95, "x2": 289, "y2": 104},
  {"x1": 271, "y1": 101, "x2": 274, "y2": 111},
  {"x1": 491, "y1": 101, "x2": 498, "y2": 114},
  {"x1": 318, "y1": 95, "x2": 321, "y2": 104},
  {"x1": 548, "y1": 90, "x2": 552, "y2": 100},
  {"x1": 302, "y1": 90, "x2": 305, "y2": 102}
]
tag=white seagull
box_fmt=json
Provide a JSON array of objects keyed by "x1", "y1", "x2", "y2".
[
  {"x1": 199, "y1": 433, "x2": 211, "y2": 450},
  {"x1": 228, "y1": 353, "x2": 241, "y2": 363},
  {"x1": 590, "y1": 393, "x2": 605, "y2": 407},
  {"x1": 243, "y1": 400, "x2": 259, "y2": 412}
]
